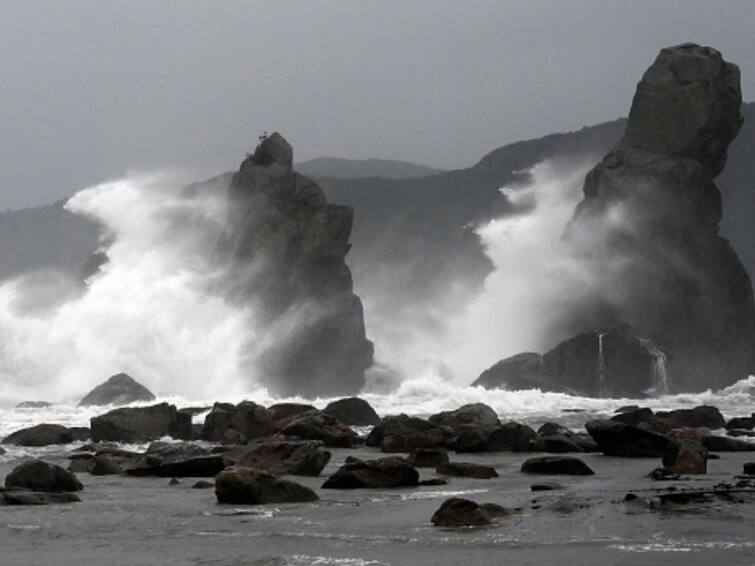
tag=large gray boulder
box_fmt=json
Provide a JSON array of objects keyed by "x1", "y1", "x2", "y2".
[
  {"x1": 214, "y1": 467, "x2": 318, "y2": 504},
  {"x1": 78, "y1": 373, "x2": 155, "y2": 407},
  {"x1": 221, "y1": 133, "x2": 374, "y2": 396},
  {"x1": 90, "y1": 403, "x2": 192, "y2": 443},
  {"x1": 201, "y1": 401, "x2": 274, "y2": 442},
  {"x1": 561, "y1": 44, "x2": 755, "y2": 392}
]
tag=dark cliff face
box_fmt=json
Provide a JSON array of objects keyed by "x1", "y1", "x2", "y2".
[
  {"x1": 223, "y1": 133, "x2": 374, "y2": 397},
  {"x1": 563, "y1": 44, "x2": 755, "y2": 391}
]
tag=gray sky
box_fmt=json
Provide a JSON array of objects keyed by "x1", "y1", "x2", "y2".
[{"x1": 1, "y1": 0, "x2": 754, "y2": 210}]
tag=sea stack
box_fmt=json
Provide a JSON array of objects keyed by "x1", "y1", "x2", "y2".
[
  {"x1": 223, "y1": 133, "x2": 374, "y2": 396},
  {"x1": 563, "y1": 43, "x2": 755, "y2": 391}
]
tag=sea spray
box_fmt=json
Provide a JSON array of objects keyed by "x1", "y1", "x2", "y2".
[{"x1": 0, "y1": 173, "x2": 253, "y2": 404}]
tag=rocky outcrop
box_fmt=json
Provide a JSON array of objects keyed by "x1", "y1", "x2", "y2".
[
  {"x1": 323, "y1": 397, "x2": 380, "y2": 426},
  {"x1": 214, "y1": 467, "x2": 318, "y2": 504},
  {"x1": 561, "y1": 44, "x2": 755, "y2": 392},
  {"x1": 90, "y1": 403, "x2": 191, "y2": 443},
  {"x1": 475, "y1": 326, "x2": 669, "y2": 397},
  {"x1": 2, "y1": 424, "x2": 74, "y2": 446},
  {"x1": 223, "y1": 133, "x2": 373, "y2": 396},
  {"x1": 78, "y1": 373, "x2": 155, "y2": 406}
]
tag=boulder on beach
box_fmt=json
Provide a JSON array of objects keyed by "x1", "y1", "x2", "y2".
[
  {"x1": 322, "y1": 457, "x2": 419, "y2": 489},
  {"x1": 586, "y1": 419, "x2": 672, "y2": 457},
  {"x1": 323, "y1": 397, "x2": 380, "y2": 426},
  {"x1": 486, "y1": 421, "x2": 539, "y2": 452},
  {"x1": 429, "y1": 403, "x2": 500, "y2": 430},
  {"x1": 5, "y1": 460, "x2": 83, "y2": 492},
  {"x1": 436, "y1": 462, "x2": 499, "y2": 479},
  {"x1": 282, "y1": 411, "x2": 360, "y2": 448},
  {"x1": 701, "y1": 435, "x2": 755, "y2": 452},
  {"x1": 2, "y1": 424, "x2": 74, "y2": 447},
  {"x1": 78, "y1": 373, "x2": 156, "y2": 406},
  {"x1": 366, "y1": 414, "x2": 447, "y2": 453},
  {"x1": 662, "y1": 439, "x2": 707, "y2": 474},
  {"x1": 267, "y1": 403, "x2": 318, "y2": 425},
  {"x1": 520, "y1": 456, "x2": 594, "y2": 476},
  {"x1": 215, "y1": 466, "x2": 319, "y2": 504},
  {"x1": 202, "y1": 401, "x2": 274, "y2": 442},
  {"x1": 90, "y1": 402, "x2": 192, "y2": 443},
  {"x1": 227, "y1": 440, "x2": 331, "y2": 476},
  {"x1": 655, "y1": 406, "x2": 726, "y2": 430},
  {"x1": 125, "y1": 442, "x2": 225, "y2": 477}
]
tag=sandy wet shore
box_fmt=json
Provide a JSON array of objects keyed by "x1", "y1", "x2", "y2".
[{"x1": 2, "y1": 445, "x2": 755, "y2": 566}]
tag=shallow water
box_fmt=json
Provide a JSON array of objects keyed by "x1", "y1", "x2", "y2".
[{"x1": 2, "y1": 445, "x2": 755, "y2": 566}]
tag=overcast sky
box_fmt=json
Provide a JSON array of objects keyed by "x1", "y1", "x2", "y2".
[{"x1": 1, "y1": 1, "x2": 754, "y2": 209}]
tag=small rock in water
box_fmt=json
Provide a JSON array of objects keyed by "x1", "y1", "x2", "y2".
[
  {"x1": 323, "y1": 397, "x2": 381, "y2": 426},
  {"x1": 192, "y1": 480, "x2": 214, "y2": 489},
  {"x1": 418, "y1": 478, "x2": 448, "y2": 486},
  {"x1": 408, "y1": 448, "x2": 449, "y2": 468},
  {"x1": 322, "y1": 457, "x2": 419, "y2": 489},
  {"x1": 215, "y1": 467, "x2": 318, "y2": 504},
  {"x1": 431, "y1": 498, "x2": 492, "y2": 527},
  {"x1": 168, "y1": 478, "x2": 180, "y2": 486},
  {"x1": 647, "y1": 467, "x2": 681, "y2": 481},
  {"x1": 2, "y1": 424, "x2": 74, "y2": 447},
  {"x1": 1, "y1": 491, "x2": 81, "y2": 506},
  {"x1": 743, "y1": 462, "x2": 755, "y2": 475},
  {"x1": 662, "y1": 439, "x2": 707, "y2": 474}
]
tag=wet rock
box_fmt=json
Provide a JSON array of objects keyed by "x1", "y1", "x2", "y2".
[
  {"x1": 0, "y1": 447, "x2": 5, "y2": 455},
  {"x1": 221, "y1": 429, "x2": 247, "y2": 446},
  {"x1": 540, "y1": 326, "x2": 669, "y2": 398},
  {"x1": 430, "y1": 498, "x2": 509, "y2": 527},
  {"x1": 78, "y1": 373, "x2": 155, "y2": 406},
  {"x1": 192, "y1": 480, "x2": 214, "y2": 489},
  {"x1": 323, "y1": 397, "x2": 380, "y2": 426},
  {"x1": 282, "y1": 411, "x2": 360, "y2": 448},
  {"x1": 436, "y1": 462, "x2": 498, "y2": 479},
  {"x1": 656, "y1": 406, "x2": 726, "y2": 430},
  {"x1": 487, "y1": 421, "x2": 539, "y2": 452},
  {"x1": 743, "y1": 462, "x2": 755, "y2": 475},
  {"x1": 586, "y1": 419, "x2": 671, "y2": 457},
  {"x1": 1, "y1": 491, "x2": 81, "y2": 505},
  {"x1": 227, "y1": 441, "x2": 331, "y2": 476},
  {"x1": 90, "y1": 403, "x2": 191, "y2": 443},
  {"x1": 610, "y1": 408, "x2": 670, "y2": 434},
  {"x1": 407, "y1": 448, "x2": 449, "y2": 468},
  {"x1": 125, "y1": 442, "x2": 225, "y2": 478},
  {"x1": 662, "y1": 439, "x2": 707, "y2": 474},
  {"x1": 472, "y1": 352, "x2": 544, "y2": 390},
  {"x1": 521, "y1": 456, "x2": 594, "y2": 476},
  {"x1": 2, "y1": 424, "x2": 74, "y2": 447},
  {"x1": 202, "y1": 401, "x2": 274, "y2": 442},
  {"x1": 90, "y1": 455, "x2": 124, "y2": 476},
  {"x1": 267, "y1": 403, "x2": 317, "y2": 425},
  {"x1": 5, "y1": 460, "x2": 83, "y2": 492},
  {"x1": 215, "y1": 467, "x2": 319, "y2": 504},
  {"x1": 727, "y1": 415, "x2": 755, "y2": 431},
  {"x1": 702, "y1": 435, "x2": 755, "y2": 452},
  {"x1": 322, "y1": 457, "x2": 419, "y2": 489},
  {"x1": 168, "y1": 478, "x2": 180, "y2": 486},
  {"x1": 366, "y1": 414, "x2": 447, "y2": 453},
  {"x1": 429, "y1": 403, "x2": 500, "y2": 430}
]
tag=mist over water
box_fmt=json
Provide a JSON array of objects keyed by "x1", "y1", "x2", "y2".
[{"x1": 360, "y1": 160, "x2": 597, "y2": 387}]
